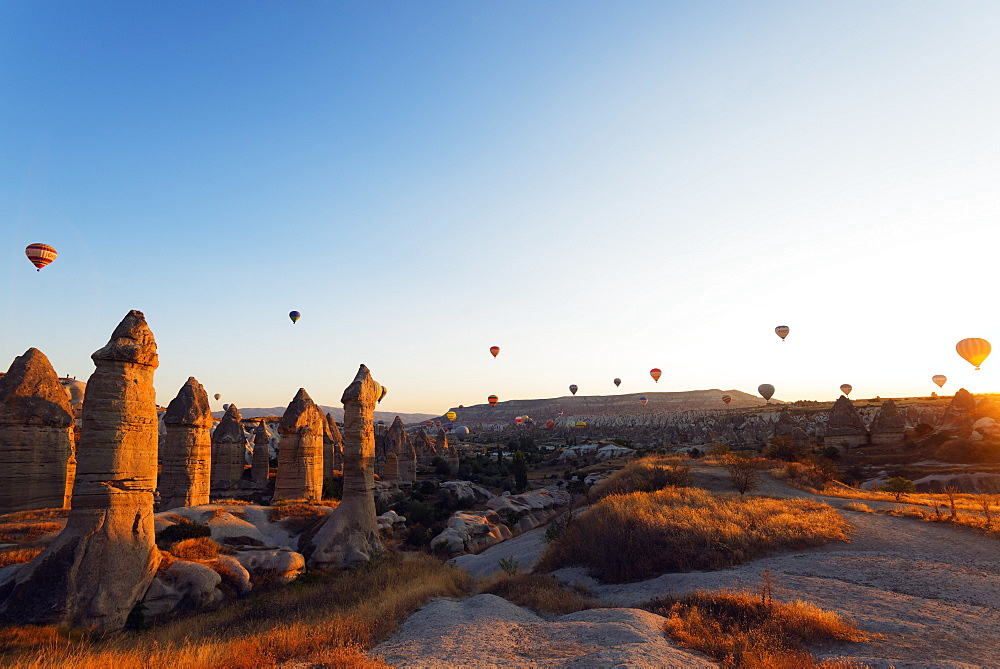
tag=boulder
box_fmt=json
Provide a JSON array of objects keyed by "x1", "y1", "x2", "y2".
[
  {"x1": 235, "y1": 549, "x2": 305, "y2": 585},
  {"x1": 0, "y1": 311, "x2": 160, "y2": 631},
  {"x1": 274, "y1": 388, "x2": 325, "y2": 501},
  {"x1": 159, "y1": 377, "x2": 213, "y2": 510},
  {"x1": 0, "y1": 348, "x2": 75, "y2": 513},
  {"x1": 141, "y1": 560, "x2": 223, "y2": 618},
  {"x1": 305, "y1": 365, "x2": 384, "y2": 570}
]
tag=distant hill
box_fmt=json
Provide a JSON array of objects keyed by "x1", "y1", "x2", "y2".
[
  {"x1": 435, "y1": 389, "x2": 775, "y2": 424},
  {"x1": 211, "y1": 406, "x2": 437, "y2": 425}
]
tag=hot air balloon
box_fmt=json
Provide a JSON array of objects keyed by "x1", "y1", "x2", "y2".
[
  {"x1": 613, "y1": 378, "x2": 621, "y2": 387},
  {"x1": 932, "y1": 375, "x2": 947, "y2": 389},
  {"x1": 223, "y1": 404, "x2": 230, "y2": 411},
  {"x1": 650, "y1": 368, "x2": 662, "y2": 383},
  {"x1": 514, "y1": 417, "x2": 523, "y2": 424},
  {"x1": 446, "y1": 411, "x2": 457, "y2": 422},
  {"x1": 489, "y1": 346, "x2": 500, "y2": 358},
  {"x1": 488, "y1": 395, "x2": 498, "y2": 407},
  {"x1": 575, "y1": 420, "x2": 587, "y2": 427},
  {"x1": 758, "y1": 384, "x2": 775, "y2": 403},
  {"x1": 378, "y1": 387, "x2": 388, "y2": 402},
  {"x1": 775, "y1": 325, "x2": 789, "y2": 341},
  {"x1": 840, "y1": 384, "x2": 852, "y2": 397},
  {"x1": 545, "y1": 420, "x2": 555, "y2": 430},
  {"x1": 455, "y1": 426, "x2": 470, "y2": 438},
  {"x1": 557, "y1": 411, "x2": 564, "y2": 417},
  {"x1": 214, "y1": 393, "x2": 221, "y2": 400},
  {"x1": 639, "y1": 396, "x2": 648, "y2": 406},
  {"x1": 25, "y1": 243, "x2": 57, "y2": 271},
  {"x1": 569, "y1": 384, "x2": 578, "y2": 395},
  {"x1": 722, "y1": 395, "x2": 732, "y2": 405},
  {"x1": 434, "y1": 421, "x2": 441, "y2": 427},
  {"x1": 289, "y1": 311, "x2": 301, "y2": 324},
  {"x1": 957, "y1": 338, "x2": 991, "y2": 370},
  {"x1": 458, "y1": 405, "x2": 464, "y2": 409}
]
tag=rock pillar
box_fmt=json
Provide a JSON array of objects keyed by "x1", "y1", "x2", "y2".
[
  {"x1": 158, "y1": 377, "x2": 212, "y2": 510},
  {"x1": 323, "y1": 412, "x2": 343, "y2": 479},
  {"x1": 383, "y1": 452, "x2": 399, "y2": 484},
  {"x1": 385, "y1": 416, "x2": 416, "y2": 485},
  {"x1": 211, "y1": 404, "x2": 247, "y2": 494},
  {"x1": 824, "y1": 396, "x2": 870, "y2": 450},
  {"x1": 0, "y1": 310, "x2": 160, "y2": 630},
  {"x1": 870, "y1": 399, "x2": 907, "y2": 445},
  {"x1": 251, "y1": 419, "x2": 271, "y2": 485},
  {"x1": 274, "y1": 388, "x2": 324, "y2": 501},
  {"x1": 0, "y1": 348, "x2": 75, "y2": 513},
  {"x1": 305, "y1": 364, "x2": 383, "y2": 569},
  {"x1": 413, "y1": 428, "x2": 437, "y2": 466}
]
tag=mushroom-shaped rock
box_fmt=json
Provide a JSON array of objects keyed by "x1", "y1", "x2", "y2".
[
  {"x1": 274, "y1": 388, "x2": 325, "y2": 501},
  {"x1": 0, "y1": 310, "x2": 160, "y2": 631},
  {"x1": 159, "y1": 377, "x2": 213, "y2": 510},
  {"x1": 305, "y1": 365, "x2": 384, "y2": 570},
  {"x1": 0, "y1": 348, "x2": 75, "y2": 513},
  {"x1": 211, "y1": 404, "x2": 247, "y2": 493}
]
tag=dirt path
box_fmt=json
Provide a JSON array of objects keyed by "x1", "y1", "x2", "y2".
[{"x1": 553, "y1": 468, "x2": 1000, "y2": 666}]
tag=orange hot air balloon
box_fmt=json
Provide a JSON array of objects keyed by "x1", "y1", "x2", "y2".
[
  {"x1": 956, "y1": 338, "x2": 991, "y2": 370},
  {"x1": 489, "y1": 346, "x2": 500, "y2": 358},
  {"x1": 639, "y1": 396, "x2": 648, "y2": 406},
  {"x1": 545, "y1": 420, "x2": 555, "y2": 430},
  {"x1": 650, "y1": 368, "x2": 662, "y2": 383},
  {"x1": 722, "y1": 395, "x2": 732, "y2": 405},
  {"x1": 932, "y1": 375, "x2": 947, "y2": 389},
  {"x1": 25, "y1": 243, "x2": 57, "y2": 271},
  {"x1": 488, "y1": 395, "x2": 498, "y2": 407},
  {"x1": 775, "y1": 325, "x2": 790, "y2": 341},
  {"x1": 840, "y1": 384, "x2": 852, "y2": 397}
]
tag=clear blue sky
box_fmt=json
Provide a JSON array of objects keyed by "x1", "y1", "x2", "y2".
[{"x1": 2, "y1": 1, "x2": 998, "y2": 413}]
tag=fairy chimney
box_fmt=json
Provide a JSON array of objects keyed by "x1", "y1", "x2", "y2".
[
  {"x1": 305, "y1": 364, "x2": 384, "y2": 569},
  {"x1": 938, "y1": 388, "x2": 978, "y2": 430},
  {"x1": 251, "y1": 419, "x2": 271, "y2": 485},
  {"x1": 869, "y1": 399, "x2": 907, "y2": 445},
  {"x1": 159, "y1": 377, "x2": 213, "y2": 510},
  {"x1": 824, "y1": 396, "x2": 870, "y2": 450},
  {"x1": 211, "y1": 403, "x2": 247, "y2": 494},
  {"x1": 0, "y1": 348, "x2": 75, "y2": 513},
  {"x1": 273, "y1": 388, "x2": 325, "y2": 501},
  {"x1": 383, "y1": 452, "x2": 399, "y2": 484},
  {"x1": 413, "y1": 428, "x2": 438, "y2": 466},
  {"x1": 374, "y1": 422, "x2": 388, "y2": 476},
  {"x1": 323, "y1": 412, "x2": 343, "y2": 478},
  {"x1": 385, "y1": 416, "x2": 416, "y2": 485},
  {"x1": 0, "y1": 310, "x2": 160, "y2": 630}
]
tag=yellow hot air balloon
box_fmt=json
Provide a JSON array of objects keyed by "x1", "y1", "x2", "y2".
[
  {"x1": 446, "y1": 411, "x2": 457, "y2": 422},
  {"x1": 956, "y1": 338, "x2": 991, "y2": 370}
]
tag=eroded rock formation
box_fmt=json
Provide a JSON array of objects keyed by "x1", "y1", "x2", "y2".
[
  {"x1": 413, "y1": 428, "x2": 437, "y2": 466},
  {"x1": 323, "y1": 412, "x2": 343, "y2": 478},
  {"x1": 870, "y1": 399, "x2": 907, "y2": 445},
  {"x1": 251, "y1": 419, "x2": 270, "y2": 485},
  {"x1": 384, "y1": 416, "x2": 416, "y2": 485},
  {"x1": 306, "y1": 364, "x2": 384, "y2": 569},
  {"x1": 0, "y1": 310, "x2": 160, "y2": 630},
  {"x1": 824, "y1": 396, "x2": 870, "y2": 450},
  {"x1": 383, "y1": 452, "x2": 399, "y2": 484},
  {"x1": 0, "y1": 348, "x2": 75, "y2": 513},
  {"x1": 159, "y1": 377, "x2": 213, "y2": 510},
  {"x1": 274, "y1": 388, "x2": 324, "y2": 501},
  {"x1": 211, "y1": 404, "x2": 247, "y2": 493},
  {"x1": 939, "y1": 388, "x2": 978, "y2": 430}
]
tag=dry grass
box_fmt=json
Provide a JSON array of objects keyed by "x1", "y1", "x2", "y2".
[
  {"x1": 589, "y1": 455, "x2": 692, "y2": 499},
  {"x1": 269, "y1": 501, "x2": 339, "y2": 535},
  {"x1": 841, "y1": 502, "x2": 873, "y2": 513},
  {"x1": 0, "y1": 553, "x2": 470, "y2": 669},
  {"x1": 479, "y1": 573, "x2": 597, "y2": 615},
  {"x1": 0, "y1": 521, "x2": 64, "y2": 544},
  {"x1": 537, "y1": 487, "x2": 850, "y2": 583},
  {"x1": 645, "y1": 588, "x2": 869, "y2": 668},
  {"x1": 0, "y1": 547, "x2": 44, "y2": 568},
  {"x1": 168, "y1": 537, "x2": 221, "y2": 560}
]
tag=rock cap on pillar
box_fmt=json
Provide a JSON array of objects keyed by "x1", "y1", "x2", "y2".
[{"x1": 163, "y1": 377, "x2": 213, "y2": 427}]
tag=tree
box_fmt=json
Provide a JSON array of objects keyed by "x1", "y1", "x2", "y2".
[
  {"x1": 882, "y1": 476, "x2": 916, "y2": 501},
  {"x1": 722, "y1": 454, "x2": 767, "y2": 495},
  {"x1": 512, "y1": 451, "x2": 529, "y2": 492}
]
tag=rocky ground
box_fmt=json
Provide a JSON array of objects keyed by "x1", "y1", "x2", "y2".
[{"x1": 374, "y1": 464, "x2": 1000, "y2": 668}]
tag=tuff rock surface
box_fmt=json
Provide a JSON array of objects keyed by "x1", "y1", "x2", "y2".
[
  {"x1": 159, "y1": 377, "x2": 213, "y2": 510},
  {"x1": 274, "y1": 388, "x2": 325, "y2": 501},
  {"x1": 211, "y1": 404, "x2": 247, "y2": 493}
]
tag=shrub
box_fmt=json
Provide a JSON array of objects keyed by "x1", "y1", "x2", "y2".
[
  {"x1": 497, "y1": 556, "x2": 520, "y2": 576},
  {"x1": 156, "y1": 520, "x2": 212, "y2": 548},
  {"x1": 322, "y1": 477, "x2": 342, "y2": 500},
  {"x1": 645, "y1": 588, "x2": 868, "y2": 666},
  {"x1": 481, "y1": 573, "x2": 596, "y2": 615},
  {"x1": 537, "y1": 487, "x2": 850, "y2": 583},
  {"x1": 763, "y1": 436, "x2": 808, "y2": 463},
  {"x1": 589, "y1": 456, "x2": 691, "y2": 499},
  {"x1": 882, "y1": 477, "x2": 916, "y2": 501},
  {"x1": 169, "y1": 537, "x2": 222, "y2": 560},
  {"x1": 512, "y1": 451, "x2": 529, "y2": 492},
  {"x1": 722, "y1": 454, "x2": 767, "y2": 494}
]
